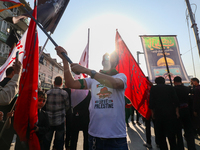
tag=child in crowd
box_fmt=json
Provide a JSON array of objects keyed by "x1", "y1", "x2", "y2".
[
  {"x1": 15, "y1": 91, "x2": 49, "y2": 150},
  {"x1": 35, "y1": 91, "x2": 50, "y2": 150}
]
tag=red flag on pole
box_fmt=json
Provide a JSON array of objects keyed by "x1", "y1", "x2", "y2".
[
  {"x1": 14, "y1": 3, "x2": 40, "y2": 150},
  {"x1": 115, "y1": 30, "x2": 151, "y2": 119}
]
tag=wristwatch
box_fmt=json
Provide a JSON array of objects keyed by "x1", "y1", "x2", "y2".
[{"x1": 91, "y1": 70, "x2": 97, "y2": 79}]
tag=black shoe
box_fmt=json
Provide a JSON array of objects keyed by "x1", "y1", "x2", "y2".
[
  {"x1": 126, "y1": 123, "x2": 130, "y2": 127},
  {"x1": 143, "y1": 143, "x2": 152, "y2": 148},
  {"x1": 136, "y1": 121, "x2": 141, "y2": 125},
  {"x1": 132, "y1": 121, "x2": 135, "y2": 125}
]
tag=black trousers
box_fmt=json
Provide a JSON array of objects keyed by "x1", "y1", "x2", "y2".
[
  {"x1": 144, "y1": 118, "x2": 159, "y2": 145},
  {"x1": 176, "y1": 107, "x2": 196, "y2": 150},
  {"x1": 131, "y1": 107, "x2": 140, "y2": 122},
  {"x1": 70, "y1": 126, "x2": 88, "y2": 150},
  {"x1": 70, "y1": 114, "x2": 89, "y2": 150},
  {"x1": 155, "y1": 116, "x2": 177, "y2": 150}
]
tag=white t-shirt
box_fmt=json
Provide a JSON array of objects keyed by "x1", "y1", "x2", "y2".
[{"x1": 85, "y1": 73, "x2": 127, "y2": 138}]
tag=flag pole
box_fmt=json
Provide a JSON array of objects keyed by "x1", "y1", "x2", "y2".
[
  {"x1": 88, "y1": 28, "x2": 90, "y2": 50},
  {"x1": 87, "y1": 28, "x2": 90, "y2": 66},
  {"x1": 22, "y1": 7, "x2": 73, "y2": 64},
  {"x1": 39, "y1": 33, "x2": 51, "y2": 58},
  {"x1": 159, "y1": 36, "x2": 173, "y2": 86}
]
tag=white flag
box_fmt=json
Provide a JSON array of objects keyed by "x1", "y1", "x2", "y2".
[
  {"x1": 74, "y1": 42, "x2": 89, "y2": 79},
  {"x1": 71, "y1": 41, "x2": 90, "y2": 107},
  {"x1": 0, "y1": 30, "x2": 27, "y2": 81}
]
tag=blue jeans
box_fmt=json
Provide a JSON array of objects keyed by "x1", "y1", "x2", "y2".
[
  {"x1": 44, "y1": 123, "x2": 65, "y2": 150},
  {"x1": 88, "y1": 135, "x2": 128, "y2": 150}
]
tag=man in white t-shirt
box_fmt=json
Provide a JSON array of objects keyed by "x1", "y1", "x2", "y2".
[{"x1": 56, "y1": 46, "x2": 128, "y2": 150}]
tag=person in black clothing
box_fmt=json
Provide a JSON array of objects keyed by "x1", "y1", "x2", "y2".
[
  {"x1": 131, "y1": 107, "x2": 141, "y2": 125},
  {"x1": 63, "y1": 87, "x2": 91, "y2": 150},
  {"x1": 62, "y1": 87, "x2": 72, "y2": 150},
  {"x1": 143, "y1": 79, "x2": 159, "y2": 149},
  {"x1": 174, "y1": 76, "x2": 196, "y2": 150},
  {"x1": 149, "y1": 77, "x2": 179, "y2": 150},
  {"x1": 0, "y1": 66, "x2": 17, "y2": 150},
  {"x1": 191, "y1": 78, "x2": 200, "y2": 136},
  {"x1": 35, "y1": 91, "x2": 50, "y2": 150},
  {"x1": 71, "y1": 90, "x2": 91, "y2": 150}
]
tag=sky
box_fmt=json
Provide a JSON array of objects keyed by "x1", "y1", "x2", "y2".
[{"x1": 27, "y1": 0, "x2": 200, "y2": 80}]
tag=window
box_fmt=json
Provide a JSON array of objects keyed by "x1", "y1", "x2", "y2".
[
  {"x1": 3, "y1": 1, "x2": 9, "y2": 7},
  {"x1": 55, "y1": 66, "x2": 59, "y2": 72},
  {"x1": 43, "y1": 59, "x2": 47, "y2": 66},
  {"x1": 0, "y1": 20, "x2": 10, "y2": 35},
  {"x1": 1, "y1": 44, "x2": 5, "y2": 52},
  {"x1": 5, "y1": 45, "x2": 10, "y2": 53},
  {"x1": 1, "y1": 20, "x2": 7, "y2": 33},
  {"x1": 12, "y1": 8, "x2": 20, "y2": 16},
  {"x1": 0, "y1": 42, "x2": 10, "y2": 58},
  {"x1": 48, "y1": 75, "x2": 52, "y2": 83},
  {"x1": 49, "y1": 63, "x2": 53, "y2": 71},
  {"x1": 39, "y1": 72, "x2": 46, "y2": 82},
  {"x1": 59, "y1": 70, "x2": 63, "y2": 74},
  {"x1": 0, "y1": 18, "x2": 2, "y2": 31}
]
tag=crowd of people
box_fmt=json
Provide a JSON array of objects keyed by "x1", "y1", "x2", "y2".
[{"x1": 0, "y1": 46, "x2": 200, "y2": 150}]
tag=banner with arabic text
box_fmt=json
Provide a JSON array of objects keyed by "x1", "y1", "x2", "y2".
[{"x1": 140, "y1": 35, "x2": 190, "y2": 83}]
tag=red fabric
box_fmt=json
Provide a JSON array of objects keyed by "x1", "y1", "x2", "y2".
[
  {"x1": 115, "y1": 31, "x2": 151, "y2": 119},
  {"x1": 14, "y1": 5, "x2": 40, "y2": 150}
]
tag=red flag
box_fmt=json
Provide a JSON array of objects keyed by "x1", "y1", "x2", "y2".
[
  {"x1": 115, "y1": 30, "x2": 151, "y2": 119},
  {"x1": 14, "y1": 4, "x2": 40, "y2": 150}
]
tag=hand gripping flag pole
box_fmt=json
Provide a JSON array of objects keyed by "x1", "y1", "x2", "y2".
[{"x1": 22, "y1": 7, "x2": 73, "y2": 64}]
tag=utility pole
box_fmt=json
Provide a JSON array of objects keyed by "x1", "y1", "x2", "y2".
[{"x1": 185, "y1": 0, "x2": 200, "y2": 57}]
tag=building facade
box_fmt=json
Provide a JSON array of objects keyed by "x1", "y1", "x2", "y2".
[
  {"x1": 39, "y1": 50, "x2": 64, "y2": 90},
  {"x1": 0, "y1": 0, "x2": 31, "y2": 65}
]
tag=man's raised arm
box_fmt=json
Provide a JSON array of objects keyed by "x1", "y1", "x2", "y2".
[
  {"x1": 0, "y1": 59, "x2": 21, "y2": 105},
  {"x1": 55, "y1": 46, "x2": 124, "y2": 89}
]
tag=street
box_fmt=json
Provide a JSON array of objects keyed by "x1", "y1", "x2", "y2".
[{"x1": 10, "y1": 119, "x2": 200, "y2": 150}]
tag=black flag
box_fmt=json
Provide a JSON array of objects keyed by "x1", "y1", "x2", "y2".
[{"x1": 4, "y1": 0, "x2": 70, "y2": 33}]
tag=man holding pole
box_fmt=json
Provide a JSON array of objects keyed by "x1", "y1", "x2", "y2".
[
  {"x1": 0, "y1": 59, "x2": 21, "y2": 149},
  {"x1": 0, "y1": 59, "x2": 21, "y2": 105},
  {"x1": 0, "y1": 66, "x2": 17, "y2": 150},
  {"x1": 56, "y1": 46, "x2": 128, "y2": 150}
]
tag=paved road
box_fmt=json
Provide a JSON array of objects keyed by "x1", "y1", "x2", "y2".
[{"x1": 10, "y1": 120, "x2": 200, "y2": 150}]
